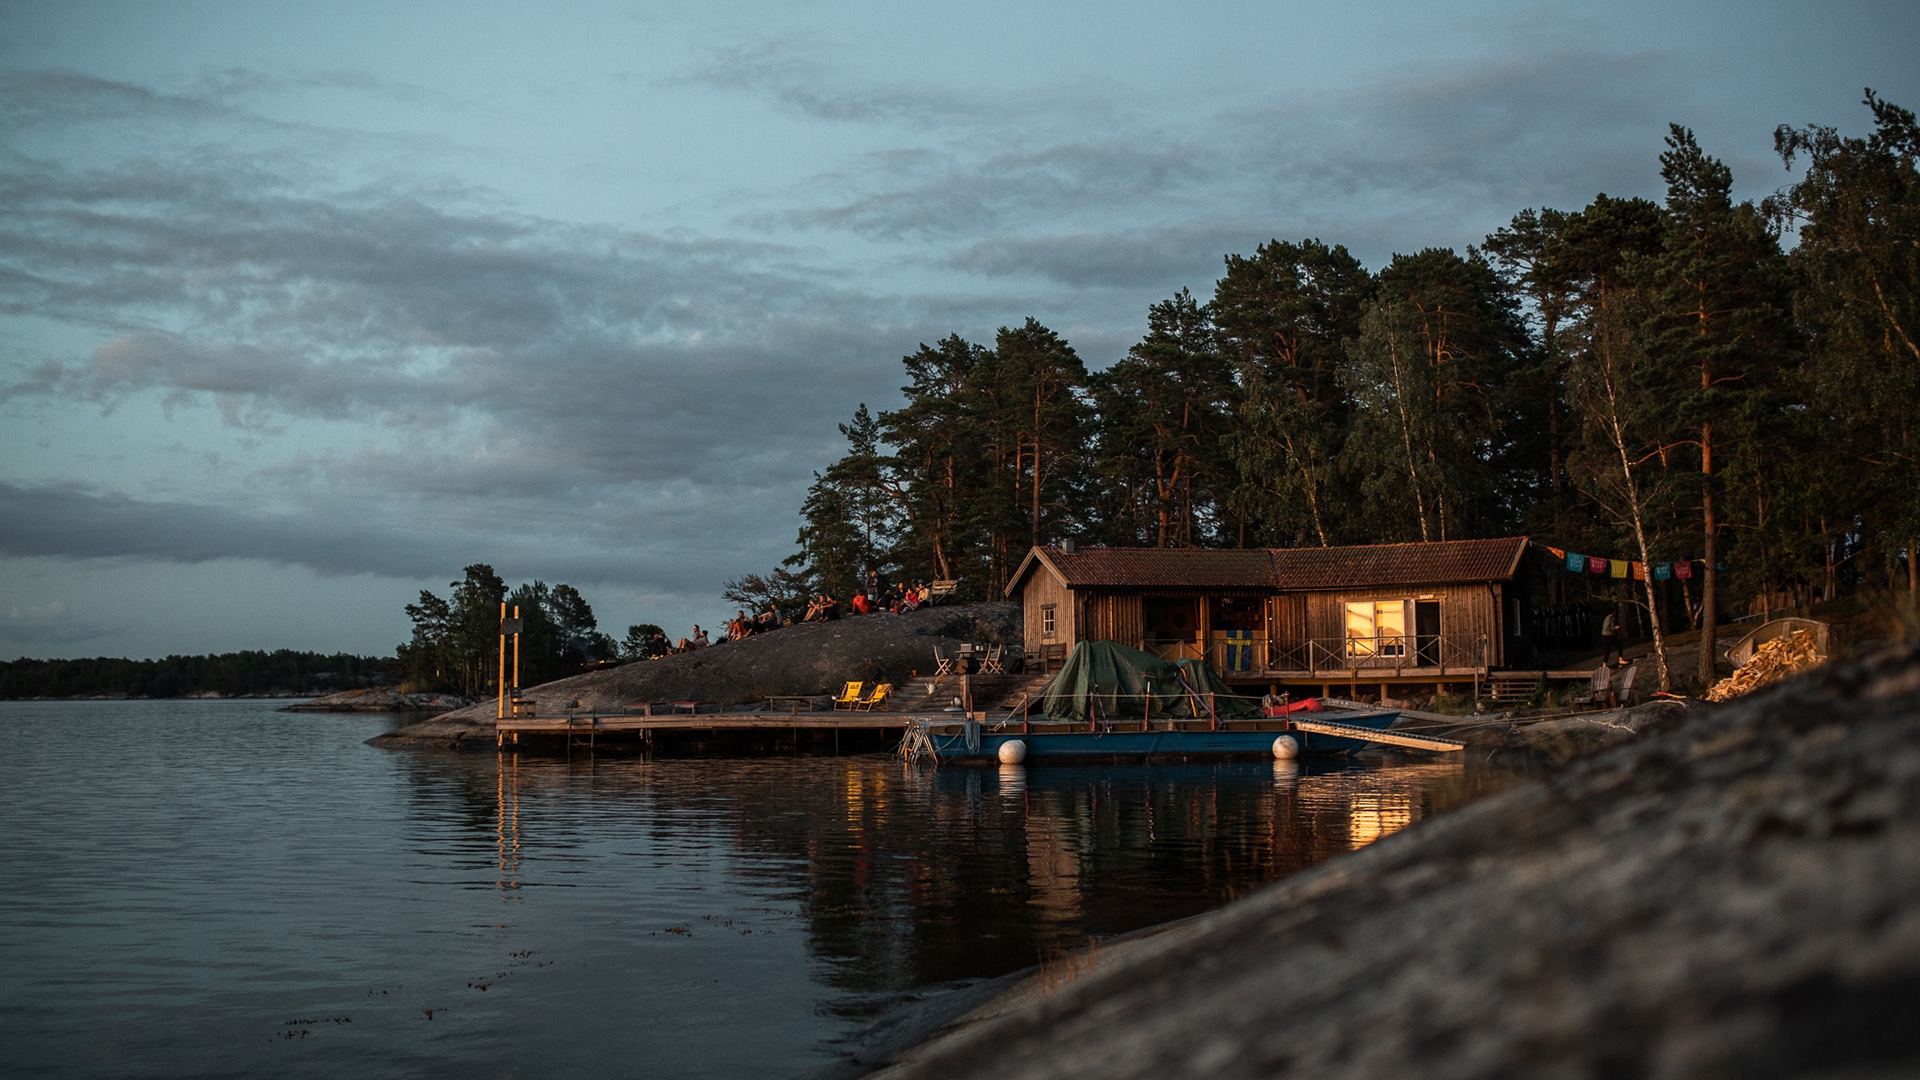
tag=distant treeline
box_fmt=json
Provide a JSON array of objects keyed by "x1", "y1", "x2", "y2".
[
  {"x1": 0, "y1": 651, "x2": 391, "y2": 700},
  {"x1": 753, "y1": 97, "x2": 1919, "y2": 690}
]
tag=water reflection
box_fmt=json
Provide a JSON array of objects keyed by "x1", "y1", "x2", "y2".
[
  {"x1": 448, "y1": 750, "x2": 1511, "y2": 1006},
  {"x1": 0, "y1": 701, "x2": 1524, "y2": 1079}
]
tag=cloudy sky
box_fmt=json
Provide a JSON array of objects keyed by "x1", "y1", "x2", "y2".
[{"x1": 0, "y1": 1, "x2": 1912, "y2": 660}]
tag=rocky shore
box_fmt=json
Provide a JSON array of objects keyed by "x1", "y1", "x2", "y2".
[
  {"x1": 368, "y1": 601, "x2": 1020, "y2": 747},
  {"x1": 282, "y1": 687, "x2": 472, "y2": 713},
  {"x1": 857, "y1": 641, "x2": 1920, "y2": 1078}
]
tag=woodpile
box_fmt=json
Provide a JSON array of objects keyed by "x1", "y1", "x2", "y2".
[{"x1": 1706, "y1": 628, "x2": 1822, "y2": 702}]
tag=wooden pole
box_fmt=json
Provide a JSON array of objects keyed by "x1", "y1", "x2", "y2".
[
  {"x1": 512, "y1": 605, "x2": 521, "y2": 703},
  {"x1": 497, "y1": 602, "x2": 507, "y2": 720}
]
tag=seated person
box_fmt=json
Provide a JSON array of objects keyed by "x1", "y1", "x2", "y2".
[
  {"x1": 851, "y1": 591, "x2": 873, "y2": 614},
  {"x1": 649, "y1": 633, "x2": 670, "y2": 658},
  {"x1": 693, "y1": 626, "x2": 710, "y2": 648},
  {"x1": 728, "y1": 611, "x2": 750, "y2": 640},
  {"x1": 756, "y1": 607, "x2": 781, "y2": 630}
]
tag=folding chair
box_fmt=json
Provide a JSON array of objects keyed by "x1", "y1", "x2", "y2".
[
  {"x1": 854, "y1": 683, "x2": 892, "y2": 712},
  {"x1": 832, "y1": 681, "x2": 864, "y2": 710},
  {"x1": 1574, "y1": 665, "x2": 1608, "y2": 708},
  {"x1": 979, "y1": 644, "x2": 1004, "y2": 674},
  {"x1": 933, "y1": 646, "x2": 956, "y2": 676}
]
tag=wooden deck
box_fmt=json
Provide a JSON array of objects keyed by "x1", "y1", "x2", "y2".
[{"x1": 494, "y1": 710, "x2": 926, "y2": 740}]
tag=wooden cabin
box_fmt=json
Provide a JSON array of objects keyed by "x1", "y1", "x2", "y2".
[{"x1": 1005, "y1": 537, "x2": 1532, "y2": 695}]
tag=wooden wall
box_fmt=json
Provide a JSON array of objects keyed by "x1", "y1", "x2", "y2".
[
  {"x1": 1268, "y1": 594, "x2": 1307, "y2": 647},
  {"x1": 1302, "y1": 584, "x2": 1504, "y2": 665},
  {"x1": 1020, "y1": 566, "x2": 1075, "y2": 650},
  {"x1": 1022, "y1": 576, "x2": 1512, "y2": 668},
  {"x1": 1082, "y1": 593, "x2": 1143, "y2": 649}
]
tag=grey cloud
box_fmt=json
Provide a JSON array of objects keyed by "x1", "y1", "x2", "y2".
[
  {"x1": 686, "y1": 37, "x2": 1122, "y2": 131},
  {"x1": 947, "y1": 226, "x2": 1253, "y2": 290},
  {"x1": 0, "y1": 598, "x2": 118, "y2": 647},
  {"x1": 0, "y1": 480, "x2": 774, "y2": 601},
  {"x1": 780, "y1": 40, "x2": 1692, "y2": 273},
  {"x1": 0, "y1": 70, "x2": 964, "y2": 613}
]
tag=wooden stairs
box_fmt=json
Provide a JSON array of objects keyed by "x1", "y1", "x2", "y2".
[
  {"x1": 893, "y1": 671, "x2": 1056, "y2": 717},
  {"x1": 1487, "y1": 675, "x2": 1543, "y2": 703}
]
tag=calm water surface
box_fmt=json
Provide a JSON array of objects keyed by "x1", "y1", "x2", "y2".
[{"x1": 0, "y1": 700, "x2": 1523, "y2": 1078}]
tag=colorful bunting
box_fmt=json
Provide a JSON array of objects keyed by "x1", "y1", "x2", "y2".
[
  {"x1": 1675, "y1": 561, "x2": 1694, "y2": 580},
  {"x1": 1566, "y1": 552, "x2": 1586, "y2": 572},
  {"x1": 1632, "y1": 562, "x2": 1648, "y2": 580},
  {"x1": 1655, "y1": 563, "x2": 1672, "y2": 581},
  {"x1": 1589, "y1": 557, "x2": 1610, "y2": 574},
  {"x1": 1611, "y1": 559, "x2": 1629, "y2": 578}
]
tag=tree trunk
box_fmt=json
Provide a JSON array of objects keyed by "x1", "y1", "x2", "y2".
[{"x1": 1697, "y1": 422, "x2": 1717, "y2": 687}]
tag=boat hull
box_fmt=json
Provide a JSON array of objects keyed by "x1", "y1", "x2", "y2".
[{"x1": 924, "y1": 710, "x2": 1401, "y2": 762}]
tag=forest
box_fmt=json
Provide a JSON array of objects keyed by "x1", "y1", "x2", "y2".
[
  {"x1": 746, "y1": 96, "x2": 1918, "y2": 686},
  {"x1": 0, "y1": 650, "x2": 389, "y2": 700}
]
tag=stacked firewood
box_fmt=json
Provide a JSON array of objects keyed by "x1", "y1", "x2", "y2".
[{"x1": 1706, "y1": 629, "x2": 1822, "y2": 702}]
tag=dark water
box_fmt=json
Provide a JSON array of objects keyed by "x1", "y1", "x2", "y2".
[{"x1": 0, "y1": 700, "x2": 1523, "y2": 1078}]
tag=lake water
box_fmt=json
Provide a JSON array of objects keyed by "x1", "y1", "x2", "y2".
[{"x1": 0, "y1": 700, "x2": 1522, "y2": 1078}]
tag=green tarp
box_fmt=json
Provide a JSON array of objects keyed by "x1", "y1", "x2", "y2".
[{"x1": 1037, "y1": 641, "x2": 1261, "y2": 724}]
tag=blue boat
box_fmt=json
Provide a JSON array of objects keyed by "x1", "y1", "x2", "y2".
[{"x1": 914, "y1": 709, "x2": 1403, "y2": 763}]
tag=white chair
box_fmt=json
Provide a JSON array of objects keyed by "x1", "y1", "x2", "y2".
[{"x1": 980, "y1": 644, "x2": 1005, "y2": 674}]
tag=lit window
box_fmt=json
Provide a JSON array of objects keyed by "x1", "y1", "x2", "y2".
[
  {"x1": 1345, "y1": 601, "x2": 1408, "y2": 657},
  {"x1": 1042, "y1": 605, "x2": 1056, "y2": 639}
]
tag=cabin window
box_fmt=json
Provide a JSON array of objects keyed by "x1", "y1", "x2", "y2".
[
  {"x1": 1345, "y1": 600, "x2": 1409, "y2": 657},
  {"x1": 1041, "y1": 604, "x2": 1056, "y2": 640},
  {"x1": 1143, "y1": 597, "x2": 1199, "y2": 643},
  {"x1": 1209, "y1": 596, "x2": 1265, "y2": 632}
]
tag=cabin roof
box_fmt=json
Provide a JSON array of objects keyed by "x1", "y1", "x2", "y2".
[
  {"x1": 1268, "y1": 537, "x2": 1529, "y2": 590},
  {"x1": 1005, "y1": 537, "x2": 1529, "y2": 595}
]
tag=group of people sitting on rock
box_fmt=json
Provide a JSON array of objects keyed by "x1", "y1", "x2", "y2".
[
  {"x1": 848, "y1": 572, "x2": 931, "y2": 615},
  {"x1": 639, "y1": 572, "x2": 938, "y2": 657},
  {"x1": 726, "y1": 608, "x2": 783, "y2": 641}
]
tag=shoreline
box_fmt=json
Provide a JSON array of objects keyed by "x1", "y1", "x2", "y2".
[{"x1": 851, "y1": 642, "x2": 1920, "y2": 1078}]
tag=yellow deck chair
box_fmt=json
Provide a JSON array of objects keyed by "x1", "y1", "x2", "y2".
[
  {"x1": 832, "y1": 681, "x2": 864, "y2": 710},
  {"x1": 854, "y1": 683, "x2": 892, "y2": 712}
]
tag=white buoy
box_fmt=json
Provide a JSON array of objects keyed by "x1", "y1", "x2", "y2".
[
  {"x1": 1272, "y1": 734, "x2": 1300, "y2": 760},
  {"x1": 998, "y1": 739, "x2": 1028, "y2": 764},
  {"x1": 998, "y1": 762, "x2": 1027, "y2": 794}
]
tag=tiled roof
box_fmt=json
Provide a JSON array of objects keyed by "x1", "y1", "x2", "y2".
[
  {"x1": 1014, "y1": 537, "x2": 1527, "y2": 593},
  {"x1": 1033, "y1": 547, "x2": 1278, "y2": 589},
  {"x1": 1267, "y1": 537, "x2": 1528, "y2": 590}
]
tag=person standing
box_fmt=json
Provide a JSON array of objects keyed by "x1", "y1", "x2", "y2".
[{"x1": 1600, "y1": 611, "x2": 1621, "y2": 666}]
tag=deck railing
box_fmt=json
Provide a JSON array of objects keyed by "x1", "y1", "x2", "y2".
[
  {"x1": 1131, "y1": 634, "x2": 1489, "y2": 676},
  {"x1": 1212, "y1": 634, "x2": 1489, "y2": 676}
]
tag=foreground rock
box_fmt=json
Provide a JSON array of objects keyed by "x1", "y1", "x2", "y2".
[
  {"x1": 370, "y1": 602, "x2": 1020, "y2": 747},
  {"x1": 872, "y1": 641, "x2": 1920, "y2": 1079},
  {"x1": 283, "y1": 688, "x2": 471, "y2": 713}
]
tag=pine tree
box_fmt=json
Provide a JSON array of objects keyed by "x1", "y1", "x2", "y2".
[{"x1": 1090, "y1": 289, "x2": 1234, "y2": 547}]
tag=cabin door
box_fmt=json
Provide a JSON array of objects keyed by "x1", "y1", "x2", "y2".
[
  {"x1": 1414, "y1": 600, "x2": 1441, "y2": 666},
  {"x1": 1143, "y1": 597, "x2": 1200, "y2": 660}
]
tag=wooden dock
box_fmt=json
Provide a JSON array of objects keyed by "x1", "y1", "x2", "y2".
[
  {"x1": 493, "y1": 707, "x2": 1463, "y2": 755},
  {"x1": 493, "y1": 710, "x2": 926, "y2": 750}
]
